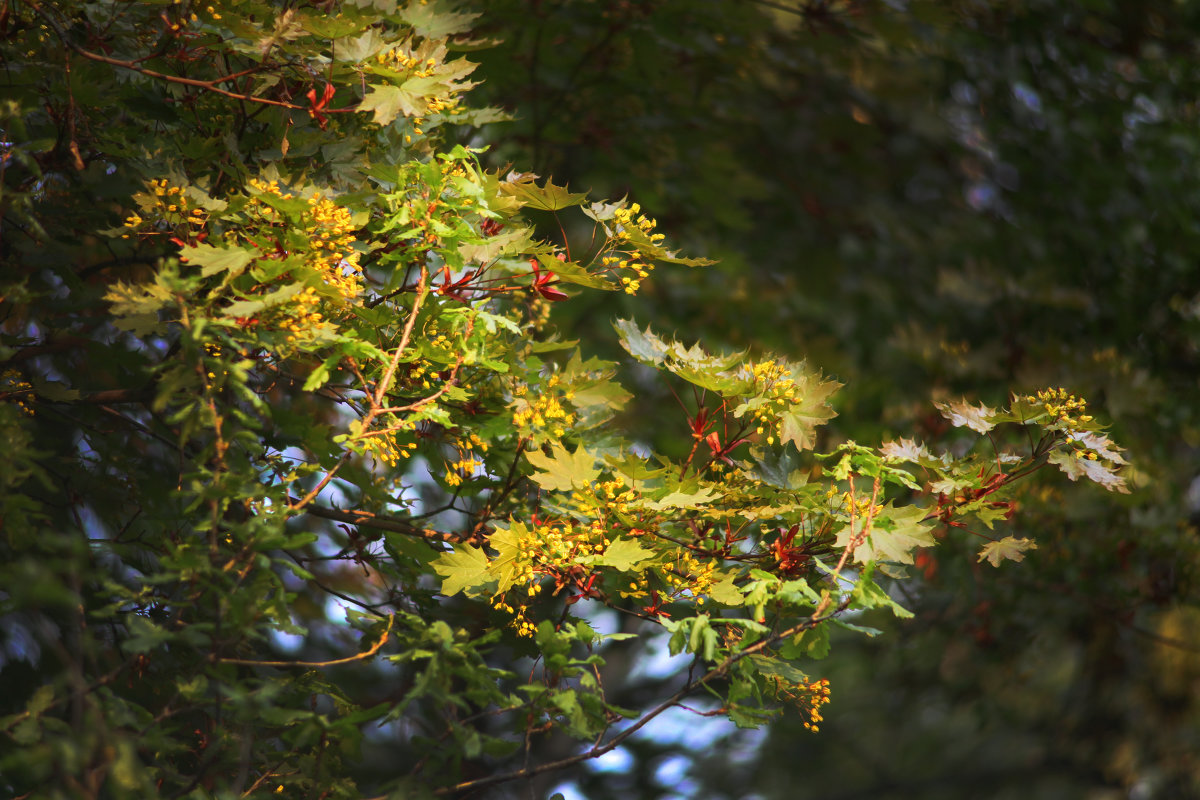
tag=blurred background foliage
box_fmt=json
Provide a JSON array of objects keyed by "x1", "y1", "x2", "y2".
[{"x1": 466, "y1": 1, "x2": 1200, "y2": 797}]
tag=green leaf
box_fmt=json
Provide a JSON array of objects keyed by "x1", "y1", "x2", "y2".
[
  {"x1": 222, "y1": 282, "x2": 305, "y2": 319},
  {"x1": 935, "y1": 399, "x2": 998, "y2": 434},
  {"x1": 432, "y1": 544, "x2": 491, "y2": 597},
  {"x1": 707, "y1": 571, "x2": 745, "y2": 606},
  {"x1": 537, "y1": 254, "x2": 614, "y2": 289},
  {"x1": 335, "y1": 28, "x2": 389, "y2": 63},
  {"x1": 359, "y1": 84, "x2": 424, "y2": 125},
  {"x1": 596, "y1": 537, "x2": 654, "y2": 571},
  {"x1": 837, "y1": 503, "x2": 935, "y2": 565},
  {"x1": 486, "y1": 524, "x2": 525, "y2": 592},
  {"x1": 851, "y1": 566, "x2": 913, "y2": 619},
  {"x1": 397, "y1": 1, "x2": 480, "y2": 38},
  {"x1": 978, "y1": 536, "x2": 1038, "y2": 567},
  {"x1": 614, "y1": 318, "x2": 672, "y2": 365},
  {"x1": 179, "y1": 243, "x2": 254, "y2": 278},
  {"x1": 525, "y1": 442, "x2": 600, "y2": 492},
  {"x1": 786, "y1": 625, "x2": 831, "y2": 659},
  {"x1": 644, "y1": 485, "x2": 719, "y2": 511},
  {"x1": 501, "y1": 175, "x2": 589, "y2": 211},
  {"x1": 1048, "y1": 449, "x2": 1130, "y2": 493},
  {"x1": 775, "y1": 369, "x2": 841, "y2": 452}
]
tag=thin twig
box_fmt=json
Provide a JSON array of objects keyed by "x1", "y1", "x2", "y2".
[{"x1": 217, "y1": 615, "x2": 393, "y2": 668}]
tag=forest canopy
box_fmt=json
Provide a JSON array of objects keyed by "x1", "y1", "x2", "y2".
[{"x1": 3, "y1": 1, "x2": 1188, "y2": 799}]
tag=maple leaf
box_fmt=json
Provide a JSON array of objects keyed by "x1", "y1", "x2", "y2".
[
  {"x1": 596, "y1": 537, "x2": 654, "y2": 571},
  {"x1": 880, "y1": 437, "x2": 932, "y2": 463},
  {"x1": 935, "y1": 399, "x2": 998, "y2": 433},
  {"x1": 977, "y1": 536, "x2": 1038, "y2": 567},
  {"x1": 1048, "y1": 449, "x2": 1130, "y2": 493},
  {"x1": 525, "y1": 442, "x2": 599, "y2": 492},
  {"x1": 1070, "y1": 431, "x2": 1128, "y2": 464},
  {"x1": 432, "y1": 544, "x2": 491, "y2": 597},
  {"x1": 837, "y1": 503, "x2": 935, "y2": 565},
  {"x1": 499, "y1": 175, "x2": 588, "y2": 211}
]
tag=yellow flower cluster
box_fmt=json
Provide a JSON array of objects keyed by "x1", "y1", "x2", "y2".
[
  {"x1": 246, "y1": 179, "x2": 362, "y2": 299},
  {"x1": 1, "y1": 370, "x2": 34, "y2": 416},
  {"x1": 491, "y1": 596, "x2": 538, "y2": 638},
  {"x1": 596, "y1": 479, "x2": 637, "y2": 515},
  {"x1": 123, "y1": 179, "x2": 207, "y2": 240},
  {"x1": 444, "y1": 456, "x2": 483, "y2": 487},
  {"x1": 374, "y1": 48, "x2": 463, "y2": 135},
  {"x1": 748, "y1": 360, "x2": 799, "y2": 446},
  {"x1": 1025, "y1": 387, "x2": 1093, "y2": 431},
  {"x1": 305, "y1": 194, "x2": 362, "y2": 297},
  {"x1": 511, "y1": 375, "x2": 575, "y2": 437},
  {"x1": 603, "y1": 202, "x2": 665, "y2": 295},
  {"x1": 377, "y1": 49, "x2": 438, "y2": 77},
  {"x1": 666, "y1": 549, "x2": 717, "y2": 599},
  {"x1": 801, "y1": 676, "x2": 830, "y2": 734},
  {"x1": 612, "y1": 203, "x2": 664, "y2": 245},
  {"x1": 600, "y1": 255, "x2": 655, "y2": 295},
  {"x1": 765, "y1": 674, "x2": 832, "y2": 731},
  {"x1": 352, "y1": 416, "x2": 417, "y2": 468},
  {"x1": 518, "y1": 520, "x2": 606, "y2": 574}
]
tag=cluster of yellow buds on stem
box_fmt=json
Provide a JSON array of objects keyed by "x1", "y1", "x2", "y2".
[{"x1": 747, "y1": 360, "x2": 799, "y2": 446}]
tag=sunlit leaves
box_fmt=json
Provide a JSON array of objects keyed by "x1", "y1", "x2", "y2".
[
  {"x1": 525, "y1": 442, "x2": 600, "y2": 491},
  {"x1": 500, "y1": 174, "x2": 589, "y2": 211},
  {"x1": 977, "y1": 536, "x2": 1039, "y2": 567},
  {"x1": 935, "y1": 398, "x2": 998, "y2": 433},
  {"x1": 431, "y1": 543, "x2": 492, "y2": 597}
]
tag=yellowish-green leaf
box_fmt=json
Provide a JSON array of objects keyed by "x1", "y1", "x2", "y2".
[
  {"x1": 596, "y1": 537, "x2": 654, "y2": 571},
  {"x1": 978, "y1": 536, "x2": 1038, "y2": 567},
  {"x1": 525, "y1": 442, "x2": 599, "y2": 492},
  {"x1": 431, "y1": 544, "x2": 491, "y2": 597}
]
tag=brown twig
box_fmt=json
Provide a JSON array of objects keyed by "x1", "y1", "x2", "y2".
[{"x1": 217, "y1": 614, "x2": 393, "y2": 668}]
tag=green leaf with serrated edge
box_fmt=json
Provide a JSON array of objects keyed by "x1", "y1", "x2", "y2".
[
  {"x1": 302, "y1": 355, "x2": 340, "y2": 392},
  {"x1": 459, "y1": 228, "x2": 533, "y2": 264},
  {"x1": 779, "y1": 625, "x2": 831, "y2": 659},
  {"x1": 707, "y1": 571, "x2": 744, "y2": 606},
  {"x1": 396, "y1": 2, "x2": 480, "y2": 38},
  {"x1": 1048, "y1": 449, "x2": 1129, "y2": 492},
  {"x1": 776, "y1": 378, "x2": 840, "y2": 451},
  {"x1": 827, "y1": 617, "x2": 883, "y2": 637},
  {"x1": 569, "y1": 377, "x2": 631, "y2": 411},
  {"x1": 614, "y1": 318, "x2": 672, "y2": 364},
  {"x1": 359, "y1": 84, "x2": 424, "y2": 125},
  {"x1": 486, "y1": 523, "x2": 524, "y2": 592},
  {"x1": 644, "y1": 484, "x2": 719, "y2": 511},
  {"x1": 432, "y1": 544, "x2": 491, "y2": 597},
  {"x1": 179, "y1": 243, "x2": 254, "y2": 278},
  {"x1": 536, "y1": 254, "x2": 613, "y2": 289},
  {"x1": 334, "y1": 28, "x2": 388, "y2": 63},
  {"x1": 596, "y1": 537, "x2": 654, "y2": 571},
  {"x1": 838, "y1": 503, "x2": 934, "y2": 565},
  {"x1": 851, "y1": 565, "x2": 913, "y2": 618},
  {"x1": 620, "y1": 224, "x2": 714, "y2": 266},
  {"x1": 935, "y1": 398, "x2": 998, "y2": 433},
  {"x1": 525, "y1": 442, "x2": 599, "y2": 492},
  {"x1": 978, "y1": 536, "x2": 1038, "y2": 567},
  {"x1": 930, "y1": 476, "x2": 975, "y2": 495},
  {"x1": 222, "y1": 282, "x2": 304, "y2": 318},
  {"x1": 500, "y1": 175, "x2": 589, "y2": 211},
  {"x1": 746, "y1": 446, "x2": 809, "y2": 490},
  {"x1": 605, "y1": 452, "x2": 668, "y2": 485}
]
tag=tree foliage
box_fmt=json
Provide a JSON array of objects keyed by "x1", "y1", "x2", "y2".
[
  {"x1": 0, "y1": 1, "x2": 1137, "y2": 798},
  {"x1": 468, "y1": 1, "x2": 1200, "y2": 797}
]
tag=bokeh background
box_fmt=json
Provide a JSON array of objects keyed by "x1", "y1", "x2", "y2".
[{"x1": 464, "y1": 2, "x2": 1200, "y2": 798}]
